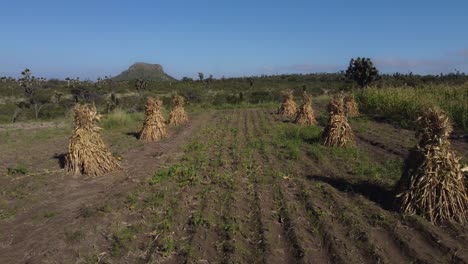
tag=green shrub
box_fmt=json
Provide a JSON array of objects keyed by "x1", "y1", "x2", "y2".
[
  {"x1": 39, "y1": 104, "x2": 66, "y2": 119},
  {"x1": 100, "y1": 108, "x2": 133, "y2": 129},
  {"x1": 0, "y1": 103, "x2": 18, "y2": 123}
]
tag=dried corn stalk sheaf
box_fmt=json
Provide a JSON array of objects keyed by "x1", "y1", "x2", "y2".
[
  {"x1": 294, "y1": 91, "x2": 317, "y2": 125},
  {"x1": 344, "y1": 94, "x2": 360, "y2": 117},
  {"x1": 140, "y1": 97, "x2": 167, "y2": 141},
  {"x1": 65, "y1": 104, "x2": 120, "y2": 176},
  {"x1": 167, "y1": 95, "x2": 188, "y2": 126},
  {"x1": 322, "y1": 95, "x2": 355, "y2": 147},
  {"x1": 395, "y1": 107, "x2": 468, "y2": 224},
  {"x1": 462, "y1": 166, "x2": 468, "y2": 174},
  {"x1": 278, "y1": 90, "x2": 297, "y2": 117}
]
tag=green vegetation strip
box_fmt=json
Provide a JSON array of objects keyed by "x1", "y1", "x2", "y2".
[{"x1": 356, "y1": 85, "x2": 468, "y2": 132}]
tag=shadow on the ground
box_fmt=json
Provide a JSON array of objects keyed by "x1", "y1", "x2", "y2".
[
  {"x1": 316, "y1": 116, "x2": 328, "y2": 127},
  {"x1": 126, "y1": 132, "x2": 140, "y2": 139},
  {"x1": 282, "y1": 119, "x2": 294, "y2": 124},
  {"x1": 306, "y1": 174, "x2": 395, "y2": 211},
  {"x1": 304, "y1": 136, "x2": 322, "y2": 145},
  {"x1": 53, "y1": 153, "x2": 66, "y2": 169}
]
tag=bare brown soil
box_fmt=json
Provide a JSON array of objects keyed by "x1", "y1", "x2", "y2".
[{"x1": 0, "y1": 107, "x2": 466, "y2": 264}]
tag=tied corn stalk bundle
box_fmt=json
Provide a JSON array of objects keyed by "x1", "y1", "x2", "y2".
[
  {"x1": 167, "y1": 95, "x2": 188, "y2": 126},
  {"x1": 278, "y1": 90, "x2": 297, "y2": 117},
  {"x1": 395, "y1": 107, "x2": 468, "y2": 224},
  {"x1": 322, "y1": 95, "x2": 355, "y2": 147},
  {"x1": 344, "y1": 94, "x2": 360, "y2": 117},
  {"x1": 140, "y1": 97, "x2": 167, "y2": 141},
  {"x1": 65, "y1": 104, "x2": 120, "y2": 176},
  {"x1": 294, "y1": 91, "x2": 317, "y2": 125},
  {"x1": 462, "y1": 166, "x2": 468, "y2": 175}
]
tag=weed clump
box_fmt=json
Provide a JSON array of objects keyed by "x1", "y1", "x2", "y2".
[
  {"x1": 139, "y1": 97, "x2": 167, "y2": 141},
  {"x1": 344, "y1": 94, "x2": 360, "y2": 117},
  {"x1": 294, "y1": 91, "x2": 317, "y2": 125},
  {"x1": 322, "y1": 95, "x2": 355, "y2": 147},
  {"x1": 278, "y1": 90, "x2": 297, "y2": 117},
  {"x1": 395, "y1": 107, "x2": 468, "y2": 224},
  {"x1": 7, "y1": 165, "x2": 28, "y2": 175},
  {"x1": 167, "y1": 95, "x2": 188, "y2": 126},
  {"x1": 65, "y1": 104, "x2": 120, "y2": 176}
]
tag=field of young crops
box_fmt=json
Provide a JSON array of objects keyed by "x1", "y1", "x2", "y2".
[{"x1": 0, "y1": 98, "x2": 466, "y2": 263}]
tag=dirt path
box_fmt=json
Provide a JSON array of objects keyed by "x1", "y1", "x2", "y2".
[{"x1": 0, "y1": 120, "x2": 67, "y2": 132}]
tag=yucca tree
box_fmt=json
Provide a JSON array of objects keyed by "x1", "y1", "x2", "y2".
[
  {"x1": 20, "y1": 69, "x2": 34, "y2": 101},
  {"x1": 18, "y1": 69, "x2": 49, "y2": 119},
  {"x1": 65, "y1": 77, "x2": 71, "y2": 88},
  {"x1": 135, "y1": 79, "x2": 148, "y2": 95},
  {"x1": 247, "y1": 77, "x2": 254, "y2": 88},
  {"x1": 206, "y1": 74, "x2": 213, "y2": 88},
  {"x1": 345, "y1": 57, "x2": 379, "y2": 88}
]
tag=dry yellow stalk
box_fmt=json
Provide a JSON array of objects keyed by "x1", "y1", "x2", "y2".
[
  {"x1": 167, "y1": 95, "x2": 188, "y2": 126},
  {"x1": 140, "y1": 97, "x2": 167, "y2": 141},
  {"x1": 344, "y1": 95, "x2": 360, "y2": 117},
  {"x1": 294, "y1": 91, "x2": 317, "y2": 125},
  {"x1": 65, "y1": 104, "x2": 120, "y2": 176},
  {"x1": 322, "y1": 95, "x2": 355, "y2": 147},
  {"x1": 395, "y1": 107, "x2": 468, "y2": 224},
  {"x1": 278, "y1": 90, "x2": 297, "y2": 117}
]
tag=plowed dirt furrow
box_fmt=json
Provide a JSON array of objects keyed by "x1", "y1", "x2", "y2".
[
  {"x1": 310, "y1": 181, "x2": 410, "y2": 264},
  {"x1": 143, "y1": 114, "x2": 221, "y2": 263},
  {"x1": 219, "y1": 109, "x2": 257, "y2": 264},
  {"x1": 246, "y1": 110, "x2": 298, "y2": 263},
  {"x1": 295, "y1": 181, "x2": 370, "y2": 264},
  {"x1": 253, "y1": 109, "x2": 333, "y2": 264},
  {"x1": 261, "y1": 108, "x2": 468, "y2": 264},
  {"x1": 346, "y1": 189, "x2": 465, "y2": 264},
  {"x1": 263, "y1": 109, "x2": 388, "y2": 263},
  {"x1": 246, "y1": 109, "x2": 304, "y2": 263},
  {"x1": 404, "y1": 216, "x2": 468, "y2": 262},
  {"x1": 183, "y1": 113, "x2": 237, "y2": 263},
  {"x1": 292, "y1": 115, "x2": 464, "y2": 264}
]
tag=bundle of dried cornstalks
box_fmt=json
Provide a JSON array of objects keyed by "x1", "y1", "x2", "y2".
[
  {"x1": 294, "y1": 91, "x2": 317, "y2": 125},
  {"x1": 278, "y1": 90, "x2": 297, "y2": 117},
  {"x1": 322, "y1": 95, "x2": 355, "y2": 147},
  {"x1": 140, "y1": 97, "x2": 167, "y2": 141},
  {"x1": 167, "y1": 95, "x2": 188, "y2": 126},
  {"x1": 344, "y1": 94, "x2": 360, "y2": 117},
  {"x1": 462, "y1": 166, "x2": 468, "y2": 175},
  {"x1": 395, "y1": 107, "x2": 468, "y2": 224},
  {"x1": 65, "y1": 104, "x2": 120, "y2": 176}
]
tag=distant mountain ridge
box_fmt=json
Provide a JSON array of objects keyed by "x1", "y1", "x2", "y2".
[{"x1": 113, "y1": 62, "x2": 175, "y2": 81}]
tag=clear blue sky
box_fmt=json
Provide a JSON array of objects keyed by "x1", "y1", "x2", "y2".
[{"x1": 1, "y1": 0, "x2": 467, "y2": 80}]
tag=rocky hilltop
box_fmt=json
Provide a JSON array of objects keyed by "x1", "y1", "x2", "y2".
[{"x1": 113, "y1": 62, "x2": 175, "y2": 81}]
